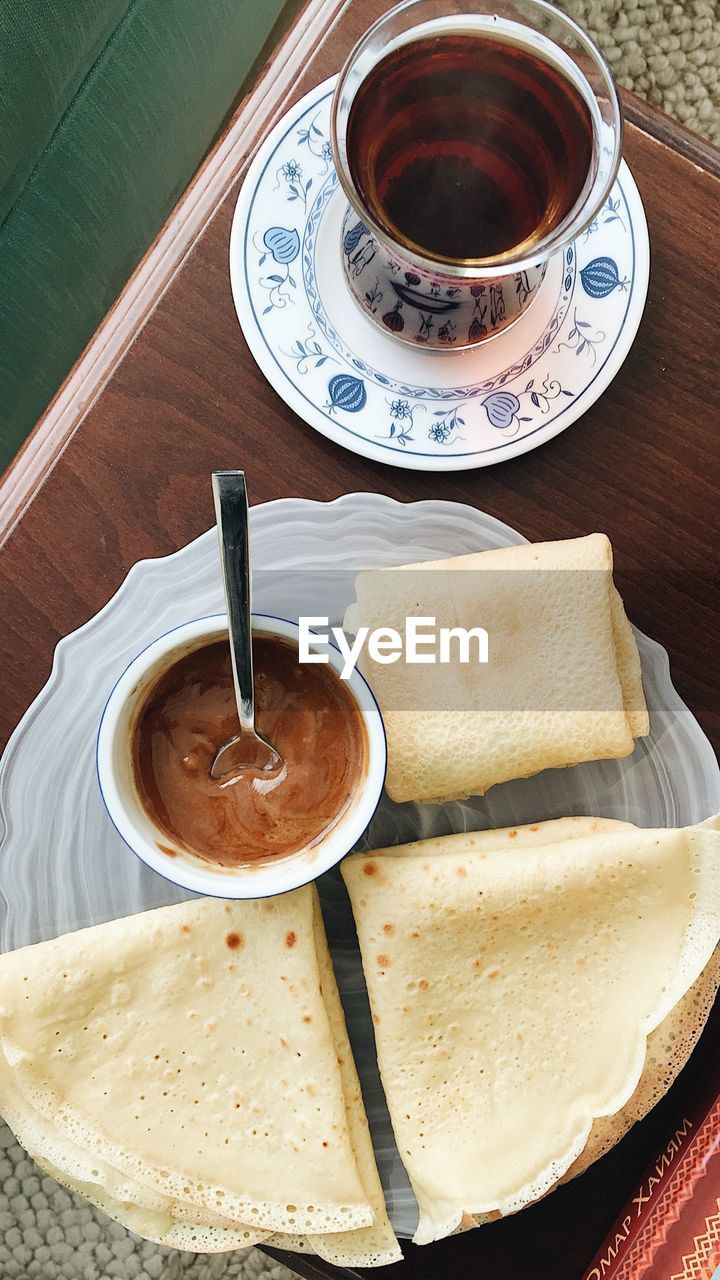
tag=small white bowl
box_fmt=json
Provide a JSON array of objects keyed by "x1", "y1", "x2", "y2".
[{"x1": 96, "y1": 613, "x2": 387, "y2": 898}]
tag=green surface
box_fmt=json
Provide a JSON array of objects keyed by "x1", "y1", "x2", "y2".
[
  {"x1": 0, "y1": 0, "x2": 289, "y2": 474},
  {"x1": 0, "y1": 0, "x2": 130, "y2": 229}
]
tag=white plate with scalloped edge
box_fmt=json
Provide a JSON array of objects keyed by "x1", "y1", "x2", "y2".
[{"x1": 1, "y1": 494, "x2": 717, "y2": 1238}]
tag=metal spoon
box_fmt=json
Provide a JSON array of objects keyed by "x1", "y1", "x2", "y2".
[{"x1": 209, "y1": 471, "x2": 283, "y2": 781}]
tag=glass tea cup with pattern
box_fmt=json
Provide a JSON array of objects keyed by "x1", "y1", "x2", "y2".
[{"x1": 331, "y1": 0, "x2": 622, "y2": 349}]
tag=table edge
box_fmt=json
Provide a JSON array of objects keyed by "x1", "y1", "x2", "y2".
[
  {"x1": 622, "y1": 93, "x2": 720, "y2": 176},
  {"x1": 1, "y1": 10, "x2": 718, "y2": 548},
  {"x1": 0, "y1": 0, "x2": 352, "y2": 548}
]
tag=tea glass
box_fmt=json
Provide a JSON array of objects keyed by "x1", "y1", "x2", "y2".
[{"x1": 331, "y1": 0, "x2": 622, "y2": 350}]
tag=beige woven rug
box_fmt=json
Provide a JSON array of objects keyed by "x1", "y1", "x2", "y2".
[
  {"x1": 0, "y1": 3, "x2": 717, "y2": 1279},
  {"x1": 562, "y1": 0, "x2": 719, "y2": 145}
]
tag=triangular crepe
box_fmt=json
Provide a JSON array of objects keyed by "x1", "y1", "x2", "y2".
[
  {"x1": 345, "y1": 534, "x2": 649, "y2": 803},
  {"x1": 0, "y1": 888, "x2": 399, "y2": 1262},
  {"x1": 342, "y1": 817, "x2": 720, "y2": 1243}
]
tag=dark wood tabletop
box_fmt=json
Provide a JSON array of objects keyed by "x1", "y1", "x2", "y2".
[{"x1": 1, "y1": 1, "x2": 719, "y2": 1277}]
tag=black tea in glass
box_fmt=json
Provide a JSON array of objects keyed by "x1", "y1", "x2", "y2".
[{"x1": 346, "y1": 30, "x2": 595, "y2": 264}]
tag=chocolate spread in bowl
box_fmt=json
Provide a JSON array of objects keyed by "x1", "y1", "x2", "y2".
[{"x1": 132, "y1": 634, "x2": 367, "y2": 866}]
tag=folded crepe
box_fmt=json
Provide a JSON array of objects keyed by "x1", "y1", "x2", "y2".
[
  {"x1": 344, "y1": 534, "x2": 649, "y2": 803},
  {"x1": 342, "y1": 816, "x2": 720, "y2": 1244},
  {"x1": 0, "y1": 888, "x2": 400, "y2": 1265}
]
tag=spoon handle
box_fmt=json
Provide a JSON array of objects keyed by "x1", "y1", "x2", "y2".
[{"x1": 212, "y1": 471, "x2": 255, "y2": 736}]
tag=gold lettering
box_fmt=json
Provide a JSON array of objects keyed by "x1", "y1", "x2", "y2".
[
  {"x1": 599, "y1": 1240, "x2": 619, "y2": 1270},
  {"x1": 633, "y1": 1186, "x2": 651, "y2": 1214},
  {"x1": 632, "y1": 1124, "x2": 693, "y2": 1218}
]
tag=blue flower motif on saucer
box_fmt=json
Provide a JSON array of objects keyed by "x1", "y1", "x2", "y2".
[
  {"x1": 483, "y1": 391, "x2": 522, "y2": 431},
  {"x1": 263, "y1": 227, "x2": 300, "y2": 264},
  {"x1": 428, "y1": 406, "x2": 466, "y2": 446},
  {"x1": 255, "y1": 227, "x2": 300, "y2": 314},
  {"x1": 376, "y1": 398, "x2": 424, "y2": 447},
  {"x1": 231, "y1": 74, "x2": 649, "y2": 470},
  {"x1": 296, "y1": 112, "x2": 334, "y2": 175},
  {"x1": 326, "y1": 373, "x2": 367, "y2": 414},
  {"x1": 483, "y1": 377, "x2": 574, "y2": 435},
  {"x1": 580, "y1": 257, "x2": 629, "y2": 298}
]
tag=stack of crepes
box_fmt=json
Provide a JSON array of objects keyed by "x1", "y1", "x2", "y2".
[
  {"x1": 343, "y1": 816, "x2": 720, "y2": 1245},
  {"x1": 0, "y1": 887, "x2": 400, "y2": 1265},
  {"x1": 344, "y1": 533, "x2": 649, "y2": 803}
]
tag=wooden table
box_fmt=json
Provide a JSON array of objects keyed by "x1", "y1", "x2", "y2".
[{"x1": 1, "y1": 2, "x2": 719, "y2": 1277}]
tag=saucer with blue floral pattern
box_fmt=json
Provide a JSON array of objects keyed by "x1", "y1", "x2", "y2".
[{"x1": 229, "y1": 76, "x2": 650, "y2": 471}]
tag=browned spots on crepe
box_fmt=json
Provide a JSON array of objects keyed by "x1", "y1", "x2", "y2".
[
  {"x1": 180, "y1": 924, "x2": 191, "y2": 934},
  {"x1": 363, "y1": 861, "x2": 377, "y2": 877},
  {"x1": 411, "y1": 930, "x2": 420, "y2": 939},
  {"x1": 225, "y1": 932, "x2": 243, "y2": 950},
  {"x1": 377, "y1": 954, "x2": 390, "y2": 968},
  {"x1": 488, "y1": 970, "x2": 500, "y2": 980},
  {"x1": 509, "y1": 829, "x2": 518, "y2": 838},
  {"x1": 455, "y1": 866, "x2": 467, "y2": 878},
  {"x1": 285, "y1": 931, "x2": 297, "y2": 948},
  {"x1": 302, "y1": 1015, "x2": 313, "y2": 1023},
  {"x1": 418, "y1": 979, "x2": 429, "y2": 991},
  {"x1": 382, "y1": 923, "x2": 396, "y2": 936},
  {"x1": 373, "y1": 1013, "x2": 381, "y2": 1025}
]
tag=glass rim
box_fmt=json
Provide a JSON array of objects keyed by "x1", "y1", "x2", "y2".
[{"x1": 330, "y1": 0, "x2": 623, "y2": 279}]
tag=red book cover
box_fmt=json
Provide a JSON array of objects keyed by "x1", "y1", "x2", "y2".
[{"x1": 581, "y1": 1084, "x2": 720, "y2": 1280}]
